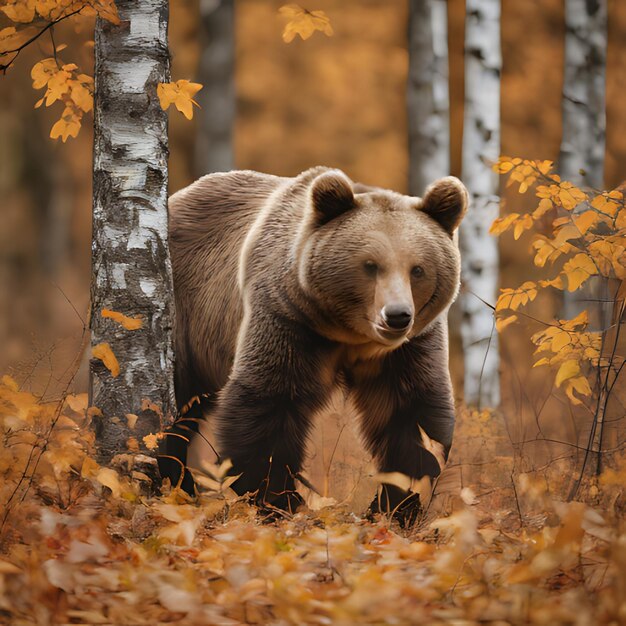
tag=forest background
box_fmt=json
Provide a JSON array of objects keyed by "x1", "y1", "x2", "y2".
[
  {"x1": 1, "y1": 1, "x2": 626, "y2": 622},
  {"x1": 2, "y1": 0, "x2": 625, "y2": 487}
]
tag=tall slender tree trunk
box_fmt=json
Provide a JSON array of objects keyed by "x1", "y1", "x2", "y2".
[
  {"x1": 91, "y1": 1, "x2": 176, "y2": 462},
  {"x1": 194, "y1": 0, "x2": 235, "y2": 176},
  {"x1": 407, "y1": 0, "x2": 450, "y2": 195},
  {"x1": 459, "y1": 0, "x2": 501, "y2": 407},
  {"x1": 560, "y1": 0, "x2": 607, "y2": 324},
  {"x1": 559, "y1": 0, "x2": 608, "y2": 476}
]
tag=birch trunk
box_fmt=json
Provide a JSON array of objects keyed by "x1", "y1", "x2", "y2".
[
  {"x1": 407, "y1": 0, "x2": 450, "y2": 195},
  {"x1": 194, "y1": 0, "x2": 235, "y2": 176},
  {"x1": 559, "y1": 0, "x2": 607, "y2": 325},
  {"x1": 558, "y1": 0, "x2": 608, "y2": 468},
  {"x1": 459, "y1": 0, "x2": 501, "y2": 407},
  {"x1": 91, "y1": 1, "x2": 176, "y2": 463}
]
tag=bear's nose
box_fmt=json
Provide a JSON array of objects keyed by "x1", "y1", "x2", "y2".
[{"x1": 382, "y1": 305, "x2": 413, "y2": 331}]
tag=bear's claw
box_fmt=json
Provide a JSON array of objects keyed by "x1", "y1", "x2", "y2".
[{"x1": 367, "y1": 486, "x2": 422, "y2": 529}]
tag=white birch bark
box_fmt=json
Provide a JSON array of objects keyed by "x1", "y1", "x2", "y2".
[
  {"x1": 459, "y1": 0, "x2": 501, "y2": 407},
  {"x1": 91, "y1": 0, "x2": 176, "y2": 462},
  {"x1": 559, "y1": 0, "x2": 607, "y2": 324},
  {"x1": 407, "y1": 0, "x2": 450, "y2": 195},
  {"x1": 194, "y1": 0, "x2": 235, "y2": 176}
]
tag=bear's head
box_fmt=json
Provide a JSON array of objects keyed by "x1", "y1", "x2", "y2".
[{"x1": 296, "y1": 170, "x2": 468, "y2": 353}]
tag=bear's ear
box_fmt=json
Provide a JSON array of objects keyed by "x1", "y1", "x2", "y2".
[
  {"x1": 420, "y1": 176, "x2": 468, "y2": 234},
  {"x1": 310, "y1": 171, "x2": 355, "y2": 225}
]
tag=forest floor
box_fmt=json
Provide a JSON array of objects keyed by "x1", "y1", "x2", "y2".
[{"x1": 1, "y1": 379, "x2": 625, "y2": 625}]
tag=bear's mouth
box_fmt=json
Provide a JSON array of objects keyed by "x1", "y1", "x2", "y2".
[{"x1": 372, "y1": 323, "x2": 411, "y2": 344}]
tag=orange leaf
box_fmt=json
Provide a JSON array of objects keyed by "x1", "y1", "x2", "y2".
[
  {"x1": 50, "y1": 107, "x2": 81, "y2": 142},
  {"x1": 279, "y1": 4, "x2": 333, "y2": 42},
  {"x1": 562, "y1": 254, "x2": 598, "y2": 291},
  {"x1": 101, "y1": 308, "x2": 143, "y2": 331},
  {"x1": 1, "y1": 0, "x2": 36, "y2": 23},
  {"x1": 92, "y1": 343, "x2": 120, "y2": 377},
  {"x1": 30, "y1": 58, "x2": 57, "y2": 90},
  {"x1": 157, "y1": 80, "x2": 203, "y2": 120},
  {"x1": 489, "y1": 213, "x2": 519, "y2": 236},
  {"x1": 495, "y1": 314, "x2": 518, "y2": 332},
  {"x1": 573, "y1": 211, "x2": 598, "y2": 236}
]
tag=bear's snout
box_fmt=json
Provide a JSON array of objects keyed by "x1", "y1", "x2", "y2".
[{"x1": 381, "y1": 304, "x2": 414, "y2": 331}]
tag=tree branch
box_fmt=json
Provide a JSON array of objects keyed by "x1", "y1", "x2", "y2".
[{"x1": 0, "y1": 8, "x2": 83, "y2": 75}]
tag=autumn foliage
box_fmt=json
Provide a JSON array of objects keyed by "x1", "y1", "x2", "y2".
[
  {"x1": 0, "y1": 0, "x2": 203, "y2": 142},
  {"x1": 2, "y1": 377, "x2": 626, "y2": 623},
  {"x1": 491, "y1": 158, "x2": 625, "y2": 408}
]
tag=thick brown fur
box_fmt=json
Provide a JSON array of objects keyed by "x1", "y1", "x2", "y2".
[{"x1": 161, "y1": 167, "x2": 467, "y2": 523}]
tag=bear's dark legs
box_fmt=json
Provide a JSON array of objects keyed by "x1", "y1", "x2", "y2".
[
  {"x1": 367, "y1": 413, "x2": 451, "y2": 527},
  {"x1": 217, "y1": 382, "x2": 315, "y2": 512},
  {"x1": 213, "y1": 312, "x2": 331, "y2": 513},
  {"x1": 353, "y1": 322, "x2": 456, "y2": 527}
]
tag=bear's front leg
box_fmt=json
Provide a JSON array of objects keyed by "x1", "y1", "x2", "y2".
[
  {"x1": 354, "y1": 322, "x2": 455, "y2": 527},
  {"x1": 215, "y1": 311, "x2": 332, "y2": 514}
]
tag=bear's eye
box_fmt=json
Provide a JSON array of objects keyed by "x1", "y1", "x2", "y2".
[
  {"x1": 411, "y1": 265, "x2": 425, "y2": 278},
  {"x1": 363, "y1": 260, "x2": 378, "y2": 276}
]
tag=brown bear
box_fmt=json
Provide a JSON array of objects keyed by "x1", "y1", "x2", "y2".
[{"x1": 160, "y1": 166, "x2": 467, "y2": 526}]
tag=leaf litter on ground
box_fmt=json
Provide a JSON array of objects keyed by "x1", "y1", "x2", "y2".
[{"x1": 0, "y1": 377, "x2": 624, "y2": 625}]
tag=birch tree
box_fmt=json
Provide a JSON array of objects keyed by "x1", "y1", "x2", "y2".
[
  {"x1": 91, "y1": 0, "x2": 176, "y2": 462},
  {"x1": 194, "y1": 0, "x2": 235, "y2": 176},
  {"x1": 407, "y1": 0, "x2": 450, "y2": 195},
  {"x1": 459, "y1": 0, "x2": 501, "y2": 407},
  {"x1": 559, "y1": 0, "x2": 607, "y2": 324}
]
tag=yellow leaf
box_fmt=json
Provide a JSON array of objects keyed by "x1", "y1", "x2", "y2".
[
  {"x1": 551, "y1": 330, "x2": 572, "y2": 353},
  {"x1": 70, "y1": 80, "x2": 93, "y2": 112},
  {"x1": 563, "y1": 254, "x2": 598, "y2": 291},
  {"x1": 493, "y1": 157, "x2": 514, "y2": 174},
  {"x1": 536, "y1": 183, "x2": 560, "y2": 200},
  {"x1": 30, "y1": 58, "x2": 57, "y2": 90},
  {"x1": 92, "y1": 342, "x2": 120, "y2": 377},
  {"x1": 50, "y1": 106, "x2": 82, "y2": 142},
  {"x1": 573, "y1": 211, "x2": 598, "y2": 235},
  {"x1": 44, "y1": 68, "x2": 72, "y2": 106},
  {"x1": 496, "y1": 282, "x2": 537, "y2": 311},
  {"x1": 92, "y1": 0, "x2": 120, "y2": 24},
  {"x1": 66, "y1": 393, "x2": 88, "y2": 413},
  {"x1": 532, "y1": 198, "x2": 553, "y2": 219},
  {"x1": 539, "y1": 275, "x2": 565, "y2": 290},
  {"x1": 495, "y1": 314, "x2": 518, "y2": 332},
  {"x1": 557, "y1": 181, "x2": 587, "y2": 210},
  {"x1": 555, "y1": 359, "x2": 580, "y2": 388},
  {"x1": 157, "y1": 80, "x2": 203, "y2": 120},
  {"x1": 143, "y1": 433, "x2": 160, "y2": 450},
  {"x1": 0, "y1": 25, "x2": 38, "y2": 54},
  {"x1": 561, "y1": 310, "x2": 589, "y2": 331},
  {"x1": 96, "y1": 467, "x2": 121, "y2": 497},
  {"x1": 565, "y1": 375, "x2": 592, "y2": 405},
  {"x1": 34, "y1": 0, "x2": 58, "y2": 19},
  {"x1": 1, "y1": 0, "x2": 36, "y2": 22},
  {"x1": 513, "y1": 214, "x2": 533, "y2": 240},
  {"x1": 536, "y1": 160, "x2": 553, "y2": 175},
  {"x1": 81, "y1": 456, "x2": 100, "y2": 478},
  {"x1": 552, "y1": 223, "x2": 581, "y2": 248},
  {"x1": 489, "y1": 212, "x2": 519, "y2": 236},
  {"x1": 126, "y1": 413, "x2": 139, "y2": 429},
  {"x1": 279, "y1": 4, "x2": 333, "y2": 43},
  {"x1": 591, "y1": 191, "x2": 622, "y2": 217},
  {"x1": 101, "y1": 308, "x2": 143, "y2": 330},
  {"x1": 589, "y1": 240, "x2": 626, "y2": 278}
]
